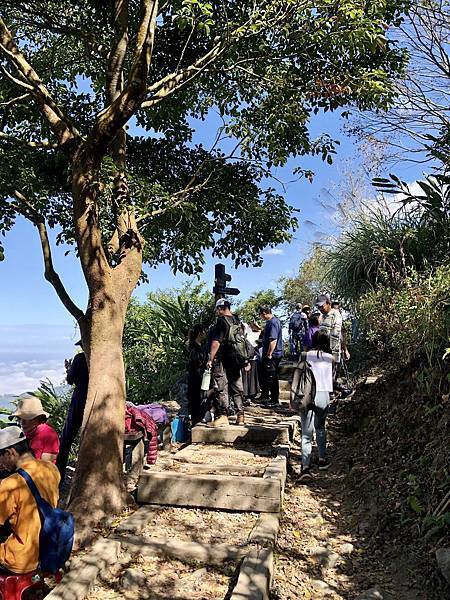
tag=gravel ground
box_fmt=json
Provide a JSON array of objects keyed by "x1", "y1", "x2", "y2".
[
  {"x1": 139, "y1": 506, "x2": 259, "y2": 546},
  {"x1": 86, "y1": 552, "x2": 235, "y2": 600}
]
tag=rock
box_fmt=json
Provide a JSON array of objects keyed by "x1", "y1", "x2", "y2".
[
  {"x1": 356, "y1": 586, "x2": 385, "y2": 599},
  {"x1": 339, "y1": 543, "x2": 355, "y2": 555},
  {"x1": 121, "y1": 568, "x2": 148, "y2": 590},
  {"x1": 191, "y1": 567, "x2": 208, "y2": 579},
  {"x1": 436, "y1": 548, "x2": 450, "y2": 583},
  {"x1": 119, "y1": 552, "x2": 133, "y2": 565},
  {"x1": 310, "y1": 546, "x2": 340, "y2": 569},
  {"x1": 311, "y1": 579, "x2": 333, "y2": 594}
]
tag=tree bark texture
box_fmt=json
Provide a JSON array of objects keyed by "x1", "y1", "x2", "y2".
[{"x1": 68, "y1": 162, "x2": 143, "y2": 544}]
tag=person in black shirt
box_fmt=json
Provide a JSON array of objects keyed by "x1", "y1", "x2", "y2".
[
  {"x1": 56, "y1": 340, "x2": 88, "y2": 481},
  {"x1": 187, "y1": 324, "x2": 208, "y2": 425},
  {"x1": 206, "y1": 299, "x2": 246, "y2": 426}
]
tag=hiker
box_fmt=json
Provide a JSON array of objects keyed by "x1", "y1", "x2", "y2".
[
  {"x1": 288, "y1": 303, "x2": 308, "y2": 359},
  {"x1": 10, "y1": 396, "x2": 59, "y2": 463},
  {"x1": 298, "y1": 330, "x2": 334, "y2": 482},
  {"x1": 206, "y1": 299, "x2": 248, "y2": 426},
  {"x1": 316, "y1": 294, "x2": 350, "y2": 366},
  {"x1": 56, "y1": 339, "x2": 88, "y2": 481},
  {"x1": 302, "y1": 304, "x2": 312, "y2": 319},
  {"x1": 241, "y1": 322, "x2": 261, "y2": 404},
  {"x1": 0, "y1": 426, "x2": 60, "y2": 573},
  {"x1": 259, "y1": 305, "x2": 283, "y2": 405},
  {"x1": 316, "y1": 294, "x2": 352, "y2": 398},
  {"x1": 187, "y1": 323, "x2": 208, "y2": 425},
  {"x1": 303, "y1": 313, "x2": 320, "y2": 351}
]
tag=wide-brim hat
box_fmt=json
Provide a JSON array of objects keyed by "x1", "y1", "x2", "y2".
[
  {"x1": 0, "y1": 426, "x2": 26, "y2": 451},
  {"x1": 9, "y1": 395, "x2": 49, "y2": 421}
]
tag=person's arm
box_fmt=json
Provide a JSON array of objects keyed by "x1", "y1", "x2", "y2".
[
  {"x1": 0, "y1": 481, "x2": 14, "y2": 525},
  {"x1": 66, "y1": 353, "x2": 81, "y2": 385},
  {"x1": 206, "y1": 340, "x2": 220, "y2": 369},
  {"x1": 41, "y1": 452, "x2": 58, "y2": 462},
  {"x1": 267, "y1": 339, "x2": 276, "y2": 359}
]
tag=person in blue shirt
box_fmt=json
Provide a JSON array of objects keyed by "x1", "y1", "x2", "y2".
[{"x1": 258, "y1": 305, "x2": 283, "y2": 405}]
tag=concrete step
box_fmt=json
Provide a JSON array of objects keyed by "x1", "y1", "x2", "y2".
[
  {"x1": 279, "y1": 379, "x2": 292, "y2": 391},
  {"x1": 279, "y1": 361, "x2": 296, "y2": 377},
  {"x1": 137, "y1": 470, "x2": 281, "y2": 512},
  {"x1": 191, "y1": 423, "x2": 290, "y2": 445}
]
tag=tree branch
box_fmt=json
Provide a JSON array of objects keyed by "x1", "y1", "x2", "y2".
[
  {"x1": 141, "y1": 41, "x2": 226, "y2": 109},
  {"x1": 0, "y1": 92, "x2": 31, "y2": 108},
  {"x1": 107, "y1": 0, "x2": 129, "y2": 104},
  {"x1": 0, "y1": 131, "x2": 59, "y2": 149},
  {"x1": 0, "y1": 17, "x2": 80, "y2": 149},
  {"x1": 12, "y1": 191, "x2": 85, "y2": 323},
  {"x1": 91, "y1": 0, "x2": 158, "y2": 151}
]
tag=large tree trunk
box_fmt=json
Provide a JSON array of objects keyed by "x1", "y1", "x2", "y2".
[
  {"x1": 69, "y1": 160, "x2": 143, "y2": 546},
  {"x1": 68, "y1": 289, "x2": 130, "y2": 545}
]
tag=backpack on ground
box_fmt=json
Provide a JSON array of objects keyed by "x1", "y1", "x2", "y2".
[
  {"x1": 223, "y1": 317, "x2": 249, "y2": 367},
  {"x1": 290, "y1": 352, "x2": 316, "y2": 412},
  {"x1": 18, "y1": 469, "x2": 74, "y2": 574}
]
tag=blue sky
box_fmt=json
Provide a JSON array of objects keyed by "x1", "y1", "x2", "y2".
[{"x1": 0, "y1": 108, "x2": 426, "y2": 394}]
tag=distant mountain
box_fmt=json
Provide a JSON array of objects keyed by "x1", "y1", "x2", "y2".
[{"x1": 0, "y1": 385, "x2": 71, "y2": 411}]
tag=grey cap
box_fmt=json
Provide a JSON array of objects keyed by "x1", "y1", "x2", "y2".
[{"x1": 316, "y1": 293, "x2": 331, "y2": 307}]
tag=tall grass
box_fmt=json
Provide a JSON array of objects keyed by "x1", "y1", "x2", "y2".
[{"x1": 326, "y1": 206, "x2": 448, "y2": 303}]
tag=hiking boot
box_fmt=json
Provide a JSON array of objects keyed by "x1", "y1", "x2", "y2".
[
  {"x1": 236, "y1": 412, "x2": 245, "y2": 426},
  {"x1": 339, "y1": 388, "x2": 355, "y2": 400},
  {"x1": 266, "y1": 398, "x2": 280, "y2": 406},
  {"x1": 208, "y1": 414, "x2": 229, "y2": 427},
  {"x1": 297, "y1": 467, "x2": 312, "y2": 483},
  {"x1": 318, "y1": 458, "x2": 331, "y2": 471}
]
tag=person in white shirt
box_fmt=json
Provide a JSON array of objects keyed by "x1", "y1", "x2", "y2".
[{"x1": 298, "y1": 330, "x2": 334, "y2": 482}]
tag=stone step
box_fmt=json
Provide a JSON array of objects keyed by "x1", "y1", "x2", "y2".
[
  {"x1": 191, "y1": 423, "x2": 290, "y2": 445},
  {"x1": 279, "y1": 361, "x2": 296, "y2": 377},
  {"x1": 137, "y1": 470, "x2": 281, "y2": 512},
  {"x1": 279, "y1": 379, "x2": 292, "y2": 391}
]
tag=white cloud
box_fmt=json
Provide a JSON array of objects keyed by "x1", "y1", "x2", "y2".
[
  {"x1": 263, "y1": 248, "x2": 285, "y2": 256},
  {"x1": 0, "y1": 359, "x2": 66, "y2": 395}
]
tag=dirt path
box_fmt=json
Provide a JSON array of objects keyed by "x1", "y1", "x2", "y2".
[{"x1": 272, "y1": 400, "x2": 447, "y2": 599}]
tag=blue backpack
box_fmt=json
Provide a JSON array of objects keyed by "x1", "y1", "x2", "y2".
[{"x1": 18, "y1": 468, "x2": 74, "y2": 574}]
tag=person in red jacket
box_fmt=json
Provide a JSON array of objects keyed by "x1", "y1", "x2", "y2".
[{"x1": 10, "y1": 396, "x2": 59, "y2": 463}]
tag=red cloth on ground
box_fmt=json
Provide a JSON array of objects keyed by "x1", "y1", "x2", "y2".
[
  {"x1": 125, "y1": 404, "x2": 158, "y2": 464},
  {"x1": 25, "y1": 423, "x2": 60, "y2": 462}
]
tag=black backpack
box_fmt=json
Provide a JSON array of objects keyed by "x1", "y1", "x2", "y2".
[
  {"x1": 223, "y1": 317, "x2": 249, "y2": 367},
  {"x1": 290, "y1": 312, "x2": 305, "y2": 335},
  {"x1": 290, "y1": 352, "x2": 316, "y2": 412}
]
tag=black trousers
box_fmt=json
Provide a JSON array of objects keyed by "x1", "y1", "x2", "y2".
[
  {"x1": 212, "y1": 361, "x2": 244, "y2": 416},
  {"x1": 260, "y1": 356, "x2": 282, "y2": 403}
]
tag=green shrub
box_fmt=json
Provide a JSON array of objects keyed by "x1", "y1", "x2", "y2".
[
  {"x1": 123, "y1": 283, "x2": 215, "y2": 403},
  {"x1": 357, "y1": 264, "x2": 450, "y2": 394}
]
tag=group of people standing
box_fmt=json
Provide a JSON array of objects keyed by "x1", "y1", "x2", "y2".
[
  {"x1": 187, "y1": 293, "x2": 351, "y2": 483},
  {"x1": 187, "y1": 299, "x2": 284, "y2": 427}
]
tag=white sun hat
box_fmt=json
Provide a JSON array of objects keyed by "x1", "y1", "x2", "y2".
[
  {"x1": 10, "y1": 395, "x2": 49, "y2": 421},
  {"x1": 0, "y1": 426, "x2": 26, "y2": 451}
]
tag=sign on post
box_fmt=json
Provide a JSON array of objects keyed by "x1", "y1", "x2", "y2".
[{"x1": 213, "y1": 263, "x2": 240, "y2": 300}]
